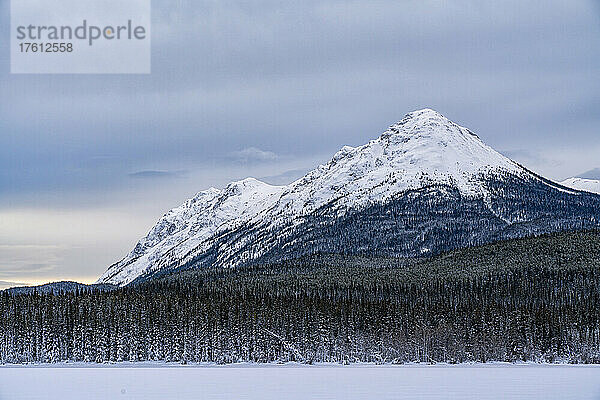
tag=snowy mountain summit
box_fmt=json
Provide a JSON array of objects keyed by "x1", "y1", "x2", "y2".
[{"x1": 98, "y1": 109, "x2": 600, "y2": 286}]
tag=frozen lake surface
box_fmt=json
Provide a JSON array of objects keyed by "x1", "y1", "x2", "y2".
[{"x1": 1, "y1": 363, "x2": 599, "y2": 400}]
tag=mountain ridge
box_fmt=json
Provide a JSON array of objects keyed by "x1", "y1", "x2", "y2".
[{"x1": 98, "y1": 109, "x2": 600, "y2": 286}]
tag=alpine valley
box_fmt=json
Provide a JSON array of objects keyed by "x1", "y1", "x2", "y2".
[{"x1": 99, "y1": 109, "x2": 600, "y2": 286}]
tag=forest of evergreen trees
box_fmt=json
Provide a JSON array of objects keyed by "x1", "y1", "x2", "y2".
[{"x1": 1, "y1": 231, "x2": 600, "y2": 365}]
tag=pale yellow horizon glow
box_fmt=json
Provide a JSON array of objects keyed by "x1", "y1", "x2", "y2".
[
  {"x1": 0, "y1": 208, "x2": 150, "y2": 286},
  {"x1": 10, "y1": 277, "x2": 100, "y2": 287}
]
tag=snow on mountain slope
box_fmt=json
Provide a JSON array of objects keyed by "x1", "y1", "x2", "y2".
[
  {"x1": 560, "y1": 177, "x2": 600, "y2": 194},
  {"x1": 269, "y1": 108, "x2": 524, "y2": 218},
  {"x1": 97, "y1": 109, "x2": 576, "y2": 286},
  {"x1": 98, "y1": 178, "x2": 284, "y2": 285}
]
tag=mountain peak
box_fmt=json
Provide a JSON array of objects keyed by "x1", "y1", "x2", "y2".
[
  {"x1": 381, "y1": 108, "x2": 479, "y2": 143},
  {"x1": 406, "y1": 107, "x2": 446, "y2": 119},
  {"x1": 98, "y1": 110, "x2": 536, "y2": 286},
  {"x1": 402, "y1": 108, "x2": 451, "y2": 126},
  {"x1": 224, "y1": 177, "x2": 276, "y2": 194}
]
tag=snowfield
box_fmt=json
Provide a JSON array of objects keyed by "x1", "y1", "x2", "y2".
[{"x1": 1, "y1": 364, "x2": 599, "y2": 400}]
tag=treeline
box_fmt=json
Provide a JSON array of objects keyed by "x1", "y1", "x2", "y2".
[{"x1": 1, "y1": 231, "x2": 600, "y2": 364}]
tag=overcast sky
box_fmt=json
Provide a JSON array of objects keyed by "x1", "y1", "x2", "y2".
[{"x1": 1, "y1": 0, "x2": 599, "y2": 286}]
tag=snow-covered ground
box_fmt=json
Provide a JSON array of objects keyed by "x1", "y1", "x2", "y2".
[{"x1": 1, "y1": 364, "x2": 599, "y2": 400}]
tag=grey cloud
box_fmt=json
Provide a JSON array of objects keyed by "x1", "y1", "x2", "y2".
[
  {"x1": 6, "y1": 264, "x2": 55, "y2": 273},
  {"x1": 228, "y1": 147, "x2": 279, "y2": 163},
  {"x1": 260, "y1": 169, "x2": 310, "y2": 185},
  {"x1": 499, "y1": 146, "x2": 600, "y2": 181},
  {"x1": 0, "y1": 264, "x2": 56, "y2": 278},
  {"x1": 1, "y1": 1, "x2": 600, "y2": 281},
  {"x1": 129, "y1": 170, "x2": 184, "y2": 179},
  {"x1": 0, "y1": 281, "x2": 30, "y2": 290},
  {"x1": 2, "y1": 1, "x2": 600, "y2": 195},
  {"x1": 500, "y1": 150, "x2": 555, "y2": 168},
  {"x1": 0, "y1": 245, "x2": 60, "y2": 279}
]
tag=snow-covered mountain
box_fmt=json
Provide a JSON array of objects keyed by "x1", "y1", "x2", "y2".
[
  {"x1": 98, "y1": 109, "x2": 600, "y2": 286},
  {"x1": 560, "y1": 177, "x2": 600, "y2": 195}
]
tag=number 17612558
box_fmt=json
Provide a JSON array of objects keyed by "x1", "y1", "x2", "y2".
[{"x1": 19, "y1": 42, "x2": 73, "y2": 53}]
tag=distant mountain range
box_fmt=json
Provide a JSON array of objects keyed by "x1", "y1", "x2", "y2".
[
  {"x1": 560, "y1": 173, "x2": 600, "y2": 195},
  {"x1": 4, "y1": 281, "x2": 116, "y2": 295},
  {"x1": 576, "y1": 168, "x2": 600, "y2": 180},
  {"x1": 97, "y1": 109, "x2": 600, "y2": 286}
]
